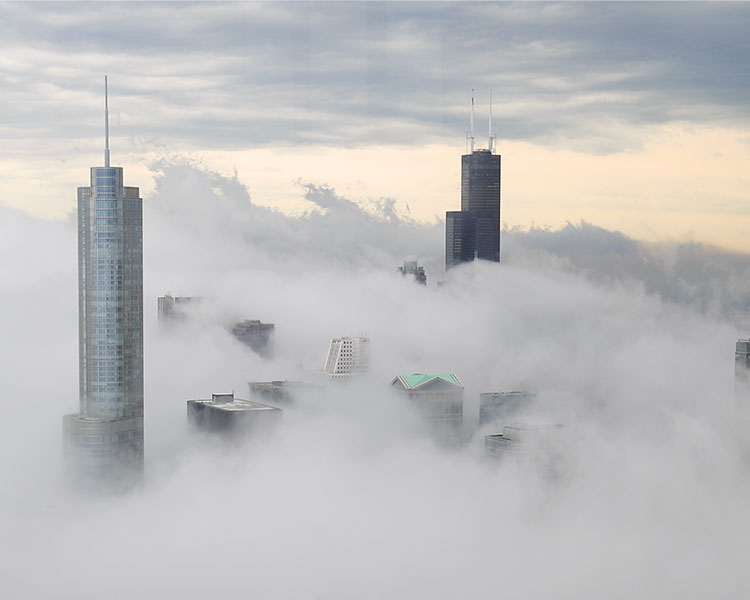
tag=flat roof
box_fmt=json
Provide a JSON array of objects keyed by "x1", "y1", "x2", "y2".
[
  {"x1": 187, "y1": 398, "x2": 280, "y2": 413},
  {"x1": 250, "y1": 380, "x2": 322, "y2": 390}
]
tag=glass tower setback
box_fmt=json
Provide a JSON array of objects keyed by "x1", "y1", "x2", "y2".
[
  {"x1": 446, "y1": 148, "x2": 501, "y2": 269},
  {"x1": 64, "y1": 79, "x2": 143, "y2": 487}
]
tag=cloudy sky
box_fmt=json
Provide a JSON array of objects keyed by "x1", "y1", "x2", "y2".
[{"x1": 1, "y1": 1, "x2": 749, "y2": 248}]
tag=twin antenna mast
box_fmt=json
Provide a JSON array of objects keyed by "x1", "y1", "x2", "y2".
[
  {"x1": 466, "y1": 89, "x2": 497, "y2": 154},
  {"x1": 104, "y1": 75, "x2": 110, "y2": 168}
]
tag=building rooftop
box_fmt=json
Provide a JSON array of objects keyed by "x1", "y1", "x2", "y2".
[
  {"x1": 250, "y1": 380, "x2": 323, "y2": 392},
  {"x1": 187, "y1": 392, "x2": 280, "y2": 413},
  {"x1": 392, "y1": 373, "x2": 463, "y2": 390},
  {"x1": 489, "y1": 423, "x2": 564, "y2": 442},
  {"x1": 482, "y1": 390, "x2": 534, "y2": 398}
]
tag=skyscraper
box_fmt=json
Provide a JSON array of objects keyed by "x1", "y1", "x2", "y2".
[
  {"x1": 479, "y1": 390, "x2": 537, "y2": 427},
  {"x1": 398, "y1": 260, "x2": 427, "y2": 285},
  {"x1": 735, "y1": 339, "x2": 750, "y2": 403},
  {"x1": 187, "y1": 392, "x2": 282, "y2": 437},
  {"x1": 446, "y1": 92, "x2": 501, "y2": 269},
  {"x1": 231, "y1": 319, "x2": 275, "y2": 355},
  {"x1": 63, "y1": 77, "x2": 144, "y2": 487},
  {"x1": 158, "y1": 293, "x2": 200, "y2": 323},
  {"x1": 390, "y1": 373, "x2": 464, "y2": 446},
  {"x1": 323, "y1": 335, "x2": 369, "y2": 379}
]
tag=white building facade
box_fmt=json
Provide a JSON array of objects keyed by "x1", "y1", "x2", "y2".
[{"x1": 323, "y1": 335, "x2": 369, "y2": 379}]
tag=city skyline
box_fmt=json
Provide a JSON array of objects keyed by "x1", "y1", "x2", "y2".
[
  {"x1": 0, "y1": 2, "x2": 748, "y2": 250},
  {"x1": 2, "y1": 3, "x2": 750, "y2": 598}
]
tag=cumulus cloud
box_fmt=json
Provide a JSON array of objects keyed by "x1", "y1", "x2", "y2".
[
  {"x1": 145, "y1": 157, "x2": 442, "y2": 276},
  {"x1": 1, "y1": 161, "x2": 750, "y2": 597},
  {"x1": 505, "y1": 221, "x2": 750, "y2": 317}
]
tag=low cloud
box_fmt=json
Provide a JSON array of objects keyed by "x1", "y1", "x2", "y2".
[
  {"x1": 1, "y1": 161, "x2": 749, "y2": 597},
  {"x1": 505, "y1": 220, "x2": 750, "y2": 317}
]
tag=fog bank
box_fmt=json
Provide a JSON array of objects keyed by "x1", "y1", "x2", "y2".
[{"x1": 1, "y1": 161, "x2": 749, "y2": 598}]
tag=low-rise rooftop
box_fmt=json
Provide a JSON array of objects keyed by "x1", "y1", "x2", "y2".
[{"x1": 187, "y1": 392, "x2": 279, "y2": 413}]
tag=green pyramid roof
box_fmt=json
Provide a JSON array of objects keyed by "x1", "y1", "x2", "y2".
[{"x1": 397, "y1": 373, "x2": 462, "y2": 389}]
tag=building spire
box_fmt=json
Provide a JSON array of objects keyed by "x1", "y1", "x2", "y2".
[
  {"x1": 488, "y1": 88, "x2": 496, "y2": 154},
  {"x1": 470, "y1": 89, "x2": 475, "y2": 153},
  {"x1": 104, "y1": 75, "x2": 110, "y2": 167}
]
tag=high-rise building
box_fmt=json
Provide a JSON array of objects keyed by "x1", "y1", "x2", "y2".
[
  {"x1": 323, "y1": 335, "x2": 369, "y2": 379},
  {"x1": 187, "y1": 392, "x2": 282, "y2": 437},
  {"x1": 484, "y1": 429, "x2": 521, "y2": 458},
  {"x1": 63, "y1": 77, "x2": 144, "y2": 486},
  {"x1": 231, "y1": 319, "x2": 275, "y2": 355},
  {"x1": 735, "y1": 339, "x2": 750, "y2": 402},
  {"x1": 485, "y1": 423, "x2": 565, "y2": 464},
  {"x1": 390, "y1": 373, "x2": 464, "y2": 446},
  {"x1": 248, "y1": 380, "x2": 325, "y2": 406},
  {"x1": 446, "y1": 93, "x2": 501, "y2": 269},
  {"x1": 398, "y1": 260, "x2": 427, "y2": 285},
  {"x1": 479, "y1": 390, "x2": 536, "y2": 427},
  {"x1": 158, "y1": 293, "x2": 200, "y2": 322}
]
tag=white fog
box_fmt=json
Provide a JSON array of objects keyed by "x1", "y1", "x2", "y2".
[{"x1": 1, "y1": 160, "x2": 749, "y2": 598}]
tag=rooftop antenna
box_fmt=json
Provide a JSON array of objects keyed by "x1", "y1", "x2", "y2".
[
  {"x1": 469, "y1": 89, "x2": 475, "y2": 153},
  {"x1": 488, "y1": 88, "x2": 496, "y2": 154},
  {"x1": 104, "y1": 75, "x2": 110, "y2": 167}
]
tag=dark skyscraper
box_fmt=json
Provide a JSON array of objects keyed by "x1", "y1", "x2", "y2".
[
  {"x1": 446, "y1": 93, "x2": 501, "y2": 269},
  {"x1": 63, "y1": 77, "x2": 144, "y2": 487}
]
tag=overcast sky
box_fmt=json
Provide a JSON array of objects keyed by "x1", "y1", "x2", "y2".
[{"x1": 1, "y1": 1, "x2": 749, "y2": 248}]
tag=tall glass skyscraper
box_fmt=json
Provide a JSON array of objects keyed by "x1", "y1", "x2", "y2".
[
  {"x1": 446, "y1": 148, "x2": 501, "y2": 269},
  {"x1": 63, "y1": 78, "x2": 144, "y2": 487}
]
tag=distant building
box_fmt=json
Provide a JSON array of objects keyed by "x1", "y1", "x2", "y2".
[
  {"x1": 232, "y1": 319, "x2": 275, "y2": 355},
  {"x1": 485, "y1": 423, "x2": 564, "y2": 460},
  {"x1": 323, "y1": 335, "x2": 369, "y2": 379},
  {"x1": 391, "y1": 373, "x2": 464, "y2": 445},
  {"x1": 248, "y1": 380, "x2": 324, "y2": 406},
  {"x1": 479, "y1": 390, "x2": 536, "y2": 426},
  {"x1": 187, "y1": 392, "x2": 281, "y2": 436},
  {"x1": 158, "y1": 294, "x2": 200, "y2": 322},
  {"x1": 485, "y1": 429, "x2": 521, "y2": 458},
  {"x1": 446, "y1": 94, "x2": 501, "y2": 269},
  {"x1": 398, "y1": 260, "x2": 427, "y2": 285},
  {"x1": 735, "y1": 339, "x2": 750, "y2": 403}
]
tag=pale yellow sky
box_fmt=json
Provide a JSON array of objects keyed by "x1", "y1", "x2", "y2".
[
  {"x1": 5, "y1": 122, "x2": 748, "y2": 251},
  {"x1": 2, "y1": 2, "x2": 749, "y2": 255}
]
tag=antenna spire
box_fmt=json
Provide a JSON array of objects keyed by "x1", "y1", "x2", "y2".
[
  {"x1": 488, "y1": 88, "x2": 495, "y2": 154},
  {"x1": 469, "y1": 89, "x2": 475, "y2": 153},
  {"x1": 104, "y1": 75, "x2": 110, "y2": 167}
]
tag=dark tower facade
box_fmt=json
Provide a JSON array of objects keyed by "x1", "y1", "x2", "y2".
[{"x1": 446, "y1": 148, "x2": 501, "y2": 269}]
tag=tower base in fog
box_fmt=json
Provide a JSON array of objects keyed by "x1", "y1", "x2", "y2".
[{"x1": 63, "y1": 414, "x2": 143, "y2": 491}]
